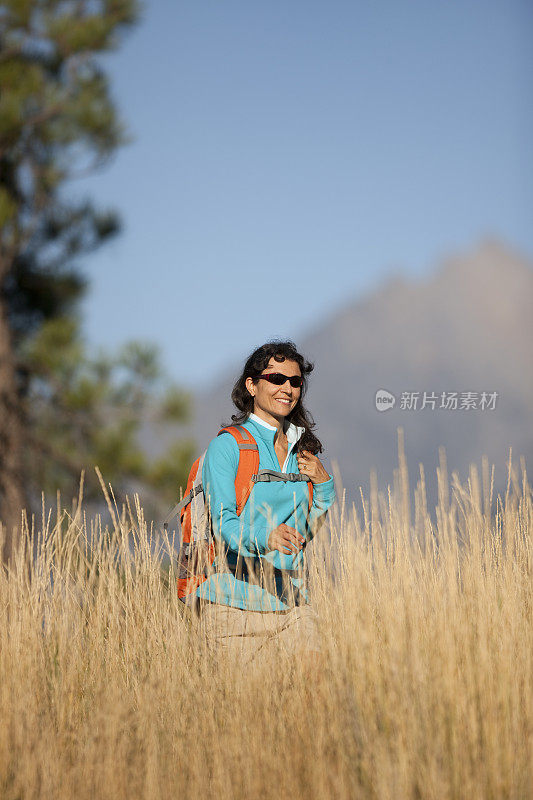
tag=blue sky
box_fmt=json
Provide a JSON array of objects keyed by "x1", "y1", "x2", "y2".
[{"x1": 75, "y1": 0, "x2": 533, "y2": 391}]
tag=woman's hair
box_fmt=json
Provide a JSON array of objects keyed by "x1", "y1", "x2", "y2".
[{"x1": 222, "y1": 340, "x2": 323, "y2": 454}]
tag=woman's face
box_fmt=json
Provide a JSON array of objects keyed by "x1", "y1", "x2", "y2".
[{"x1": 245, "y1": 358, "x2": 301, "y2": 424}]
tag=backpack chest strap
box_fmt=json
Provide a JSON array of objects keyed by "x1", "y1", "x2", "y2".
[
  {"x1": 252, "y1": 469, "x2": 310, "y2": 483},
  {"x1": 251, "y1": 469, "x2": 313, "y2": 512}
]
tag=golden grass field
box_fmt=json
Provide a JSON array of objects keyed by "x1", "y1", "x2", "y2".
[{"x1": 1, "y1": 440, "x2": 532, "y2": 800}]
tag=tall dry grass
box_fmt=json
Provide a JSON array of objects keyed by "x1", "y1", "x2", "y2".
[{"x1": 1, "y1": 438, "x2": 532, "y2": 800}]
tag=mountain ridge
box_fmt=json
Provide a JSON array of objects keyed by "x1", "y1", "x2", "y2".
[{"x1": 169, "y1": 238, "x2": 533, "y2": 511}]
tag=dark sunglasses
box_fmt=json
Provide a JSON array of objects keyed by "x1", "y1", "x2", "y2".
[{"x1": 256, "y1": 372, "x2": 303, "y2": 388}]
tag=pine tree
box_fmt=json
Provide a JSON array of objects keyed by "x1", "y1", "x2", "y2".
[
  {"x1": 22, "y1": 320, "x2": 195, "y2": 516},
  {"x1": 0, "y1": 1, "x2": 191, "y2": 559}
]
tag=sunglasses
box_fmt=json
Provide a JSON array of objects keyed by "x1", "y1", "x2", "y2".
[{"x1": 256, "y1": 372, "x2": 303, "y2": 388}]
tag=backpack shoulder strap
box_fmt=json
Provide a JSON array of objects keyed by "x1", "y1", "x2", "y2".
[{"x1": 217, "y1": 425, "x2": 259, "y2": 516}]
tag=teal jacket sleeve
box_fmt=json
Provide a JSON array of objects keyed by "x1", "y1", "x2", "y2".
[
  {"x1": 306, "y1": 475, "x2": 336, "y2": 539},
  {"x1": 202, "y1": 433, "x2": 271, "y2": 556}
]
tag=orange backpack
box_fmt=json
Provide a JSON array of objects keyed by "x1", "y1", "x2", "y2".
[{"x1": 164, "y1": 425, "x2": 313, "y2": 604}]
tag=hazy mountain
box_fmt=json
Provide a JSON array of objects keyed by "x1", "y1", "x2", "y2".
[{"x1": 169, "y1": 238, "x2": 533, "y2": 513}]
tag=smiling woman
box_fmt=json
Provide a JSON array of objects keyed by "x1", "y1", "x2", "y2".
[{"x1": 192, "y1": 340, "x2": 336, "y2": 666}]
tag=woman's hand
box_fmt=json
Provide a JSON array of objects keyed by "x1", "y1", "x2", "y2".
[
  {"x1": 268, "y1": 524, "x2": 305, "y2": 555},
  {"x1": 296, "y1": 450, "x2": 331, "y2": 484}
]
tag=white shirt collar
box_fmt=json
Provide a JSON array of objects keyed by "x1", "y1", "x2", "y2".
[{"x1": 248, "y1": 412, "x2": 304, "y2": 445}]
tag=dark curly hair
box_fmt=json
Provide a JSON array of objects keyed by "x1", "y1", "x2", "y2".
[{"x1": 222, "y1": 340, "x2": 323, "y2": 454}]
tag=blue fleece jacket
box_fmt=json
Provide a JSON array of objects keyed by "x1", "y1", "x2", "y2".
[{"x1": 195, "y1": 413, "x2": 336, "y2": 611}]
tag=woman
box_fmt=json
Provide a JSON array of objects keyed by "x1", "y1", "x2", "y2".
[{"x1": 195, "y1": 340, "x2": 336, "y2": 666}]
